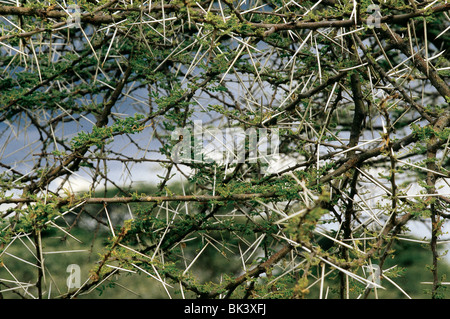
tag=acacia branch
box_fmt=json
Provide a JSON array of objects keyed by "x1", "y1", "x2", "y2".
[
  {"x1": 258, "y1": 3, "x2": 449, "y2": 35},
  {"x1": 380, "y1": 26, "x2": 450, "y2": 101},
  {"x1": 0, "y1": 3, "x2": 447, "y2": 40},
  {"x1": 0, "y1": 192, "x2": 277, "y2": 206},
  {"x1": 207, "y1": 244, "x2": 293, "y2": 298}
]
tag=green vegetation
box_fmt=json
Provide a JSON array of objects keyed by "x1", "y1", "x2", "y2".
[{"x1": 0, "y1": 0, "x2": 449, "y2": 300}]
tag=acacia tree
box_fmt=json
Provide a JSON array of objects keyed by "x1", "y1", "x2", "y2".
[{"x1": 0, "y1": 0, "x2": 449, "y2": 299}]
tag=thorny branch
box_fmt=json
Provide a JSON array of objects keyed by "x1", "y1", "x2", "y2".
[{"x1": 0, "y1": 0, "x2": 449, "y2": 299}]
